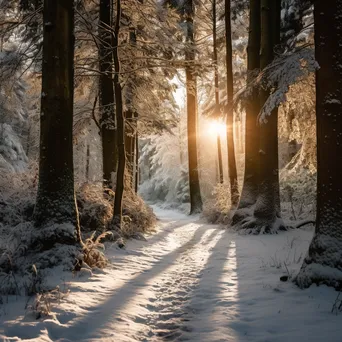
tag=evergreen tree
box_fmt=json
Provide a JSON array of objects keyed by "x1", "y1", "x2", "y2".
[
  {"x1": 99, "y1": 0, "x2": 117, "y2": 189},
  {"x1": 184, "y1": 0, "x2": 203, "y2": 214},
  {"x1": 232, "y1": 0, "x2": 261, "y2": 224},
  {"x1": 112, "y1": 0, "x2": 125, "y2": 227},
  {"x1": 34, "y1": 0, "x2": 80, "y2": 243},
  {"x1": 251, "y1": 0, "x2": 284, "y2": 233},
  {"x1": 296, "y1": 0, "x2": 342, "y2": 288},
  {"x1": 212, "y1": 0, "x2": 224, "y2": 185},
  {"x1": 225, "y1": 0, "x2": 239, "y2": 206}
]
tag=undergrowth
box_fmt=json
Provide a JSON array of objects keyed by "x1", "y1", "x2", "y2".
[
  {"x1": 203, "y1": 183, "x2": 232, "y2": 225},
  {"x1": 0, "y1": 167, "x2": 156, "y2": 295},
  {"x1": 202, "y1": 166, "x2": 316, "y2": 227}
]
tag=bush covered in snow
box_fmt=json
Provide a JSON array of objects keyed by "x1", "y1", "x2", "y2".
[
  {"x1": 77, "y1": 182, "x2": 156, "y2": 238},
  {"x1": 0, "y1": 168, "x2": 156, "y2": 295},
  {"x1": 203, "y1": 183, "x2": 232, "y2": 225},
  {"x1": 280, "y1": 167, "x2": 316, "y2": 223}
]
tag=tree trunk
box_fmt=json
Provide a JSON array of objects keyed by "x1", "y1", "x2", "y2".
[
  {"x1": 251, "y1": 0, "x2": 284, "y2": 233},
  {"x1": 99, "y1": 0, "x2": 117, "y2": 189},
  {"x1": 124, "y1": 28, "x2": 137, "y2": 189},
  {"x1": 124, "y1": 107, "x2": 134, "y2": 187},
  {"x1": 217, "y1": 135, "x2": 224, "y2": 184},
  {"x1": 213, "y1": 0, "x2": 223, "y2": 184},
  {"x1": 296, "y1": 1, "x2": 342, "y2": 289},
  {"x1": 135, "y1": 133, "x2": 139, "y2": 193},
  {"x1": 225, "y1": 0, "x2": 239, "y2": 204},
  {"x1": 34, "y1": 0, "x2": 80, "y2": 244},
  {"x1": 232, "y1": 0, "x2": 260, "y2": 224},
  {"x1": 185, "y1": 0, "x2": 203, "y2": 214},
  {"x1": 112, "y1": 0, "x2": 125, "y2": 228},
  {"x1": 86, "y1": 142, "x2": 90, "y2": 181}
]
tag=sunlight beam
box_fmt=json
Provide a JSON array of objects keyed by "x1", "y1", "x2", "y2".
[{"x1": 208, "y1": 120, "x2": 226, "y2": 137}]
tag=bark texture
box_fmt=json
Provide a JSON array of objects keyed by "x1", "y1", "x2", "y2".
[
  {"x1": 213, "y1": 0, "x2": 223, "y2": 184},
  {"x1": 233, "y1": 0, "x2": 284, "y2": 234},
  {"x1": 251, "y1": 0, "x2": 284, "y2": 233},
  {"x1": 34, "y1": 0, "x2": 80, "y2": 244},
  {"x1": 99, "y1": 0, "x2": 117, "y2": 188},
  {"x1": 232, "y1": 0, "x2": 260, "y2": 224},
  {"x1": 185, "y1": 0, "x2": 203, "y2": 214},
  {"x1": 113, "y1": 0, "x2": 125, "y2": 227},
  {"x1": 225, "y1": 0, "x2": 239, "y2": 204},
  {"x1": 124, "y1": 28, "x2": 137, "y2": 189},
  {"x1": 296, "y1": 1, "x2": 342, "y2": 288}
]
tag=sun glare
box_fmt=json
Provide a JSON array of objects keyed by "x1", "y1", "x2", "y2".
[{"x1": 208, "y1": 120, "x2": 226, "y2": 137}]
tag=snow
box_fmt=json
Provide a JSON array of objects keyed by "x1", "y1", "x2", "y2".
[{"x1": 1, "y1": 206, "x2": 342, "y2": 342}]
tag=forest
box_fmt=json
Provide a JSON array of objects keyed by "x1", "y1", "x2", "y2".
[{"x1": 0, "y1": 0, "x2": 341, "y2": 341}]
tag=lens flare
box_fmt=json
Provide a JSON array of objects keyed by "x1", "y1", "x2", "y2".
[{"x1": 208, "y1": 120, "x2": 226, "y2": 137}]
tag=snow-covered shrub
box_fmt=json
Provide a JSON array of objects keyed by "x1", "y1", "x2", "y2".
[
  {"x1": 280, "y1": 167, "x2": 316, "y2": 223},
  {"x1": 0, "y1": 163, "x2": 37, "y2": 226},
  {"x1": 203, "y1": 183, "x2": 232, "y2": 225},
  {"x1": 0, "y1": 170, "x2": 155, "y2": 294},
  {"x1": 76, "y1": 182, "x2": 156, "y2": 237},
  {"x1": 121, "y1": 188, "x2": 156, "y2": 238},
  {"x1": 76, "y1": 183, "x2": 113, "y2": 233}
]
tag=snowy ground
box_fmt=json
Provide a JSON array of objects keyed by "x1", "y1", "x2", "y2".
[{"x1": 1, "y1": 207, "x2": 342, "y2": 342}]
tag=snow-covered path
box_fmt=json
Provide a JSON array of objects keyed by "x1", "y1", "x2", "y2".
[{"x1": 1, "y1": 207, "x2": 342, "y2": 341}]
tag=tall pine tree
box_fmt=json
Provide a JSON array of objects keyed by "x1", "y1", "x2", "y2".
[
  {"x1": 34, "y1": 0, "x2": 80, "y2": 244},
  {"x1": 296, "y1": 0, "x2": 342, "y2": 288}
]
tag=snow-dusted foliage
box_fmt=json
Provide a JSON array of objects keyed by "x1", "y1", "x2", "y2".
[
  {"x1": 139, "y1": 128, "x2": 189, "y2": 207},
  {"x1": 278, "y1": 74, "x2": 316, "y2": 224},
  {"x1": 281, "y1": 169, "x2": 316, "y2": 222},
  {"x1": 0, "y1": 51, "x2": 28, "y2": 172},
  {"x1": 77, "y1": 182, "x2": 156, "y2": 237},
  {"x1": 0, "y1": 169, "x2": 156, "y2": 294},
  {"x1": 281, "y1": 0, "x2": 313, "y2": 46},
  {"x1": 0, "y1": 166, "x2": 80, "y2": 294},
  {"x1": 258, "y1": 47, "x2": 316, "y2": 122}
]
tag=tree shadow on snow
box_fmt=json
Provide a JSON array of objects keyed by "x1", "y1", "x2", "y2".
[{"x1": 41, "y1": 223, "x2": 210, "y2": 341}]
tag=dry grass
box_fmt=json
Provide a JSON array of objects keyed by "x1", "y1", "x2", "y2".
[
  {"x1": 25, "y1": 284, "x2": 70, "y2": 320},
  {"x1": 81, "y1": 231, "x2": 111, "y2": 269}
]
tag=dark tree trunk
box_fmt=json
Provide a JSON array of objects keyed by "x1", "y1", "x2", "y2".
[
  {"x1": 250, "y1": 0, "x2": 284, "y2": 233},
  {"x1": 185, "y1": 0, "x2": 203, "y2": 214},
  {"x1": 34, "y1": 0, "x2": 80, "y2": 244},
  {"x1": 217, "y1": 135, "x2": 224, "y2": 184},
  {"x1": 99, "y1": 0, "x2": 117, "y2": 189},
  {"x1": 112, "y1": 0, "x2": 125, "y2": 228},
  {"x1": 296, "y1": 1, "x2": 342, "y2": 289},
  {"x1": 213, "y1": 0, "x2": 223, "y2": 184},
  {"x1": 225, "y1": 0, "x2": 239, "y2": 204},
  {"x1": 124, "y1": 28, "x2": 137, "y2": 189},
  {"x1": 232, "y1": 0, "x2": 260, "y2": 224},
  {"x1": 124, "y1": 107, "x2": 134, "y2": 187},
  {"x1": 86, "y1": 142, "x2": 90, "y2": 181},
  {"x1": 135, "y1": 132, "x2": 139, "y2": 193}
]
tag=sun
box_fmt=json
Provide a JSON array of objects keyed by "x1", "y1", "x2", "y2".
[{"x1": 208, "y1": 120, "x2": 226, "y2": 137}]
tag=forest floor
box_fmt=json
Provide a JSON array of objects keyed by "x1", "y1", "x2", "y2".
[{"x1": 1, "y1": 207, "x2": 342, "y2": 341}]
